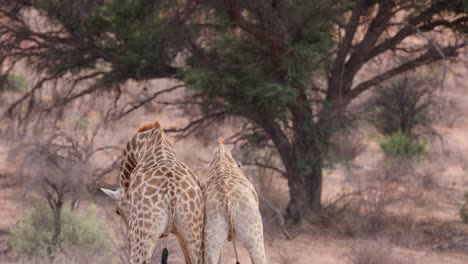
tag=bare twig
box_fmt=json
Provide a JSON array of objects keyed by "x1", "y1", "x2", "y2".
[{"x1": 258, "y1": 194, "x2": 292, "y2": 240}]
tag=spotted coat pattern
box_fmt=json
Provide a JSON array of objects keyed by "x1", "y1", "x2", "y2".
[
  {"x1": 202, "y1": 138, "x2": 266, "y2": 264},
  {"x1": 113, "y1": 122, "x2": 204, "y2": 264}
]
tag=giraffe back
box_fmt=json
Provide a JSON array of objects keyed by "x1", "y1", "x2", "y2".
[{"x1": 119, "y1": 121, "x2": 177, "y2": 199}]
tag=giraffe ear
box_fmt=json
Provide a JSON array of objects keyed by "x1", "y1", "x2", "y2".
[{"x1": 100, "y1": 188, "x2": 123, "y2": 201}]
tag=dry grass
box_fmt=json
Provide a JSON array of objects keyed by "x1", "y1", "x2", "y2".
[
  {"x1": 16, "y1": 247, "x2": 107, "y2": 264},
  {"x1": 329, "y1": 129, "x2": 366, "y2": 165},
  {"x1": 277, "y1": 246, "x2": 300, "y2": 264},
  {"x1": 345, "y1": 241, "x2": 405, "y2": 264}
]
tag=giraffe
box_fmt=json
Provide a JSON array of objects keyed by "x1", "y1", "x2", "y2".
[
  {"x1": 202, "y1": 137, "x2": 267, "y2": 264},
  {"x1": 101, "y1": 121, "x2": 204, "y2": 264}
]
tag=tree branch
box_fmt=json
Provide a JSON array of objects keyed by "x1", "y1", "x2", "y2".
[
  {"x1": 369, "y1": 12, "x2": 467, "y2": 62},
  {"x1": 108, "y1": 84, "x2": 185, "y2": 121},
  {"x1": 343, "y1": 0, "x2": 397, "y2": 87},
  {"x1": 346, "y1": 45, "x2": 463, "y2": 102},
  {"x1": 164, "y1": 111, "x2": 226, "y2": 139},
  {"x1": 240, "y1": 160, "x2": 286, "y2": 177}
]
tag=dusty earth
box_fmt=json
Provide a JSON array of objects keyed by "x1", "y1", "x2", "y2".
[{"x1": 1, "y1": 76, "x2": 468, "y2": 263}]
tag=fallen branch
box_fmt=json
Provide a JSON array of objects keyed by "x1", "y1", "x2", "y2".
[{"x1": 258, "y1": 194, "x2": 292, "y2": 240}]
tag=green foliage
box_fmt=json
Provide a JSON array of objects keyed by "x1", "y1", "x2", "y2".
[
  {"x1": 93, "y1": 0, "x2": 172, "y2": 78},
  {"x1": 460, "y1": 191, "x2": 468, "y2": 223},
  {"x1": 379, "y1": 132, "x2": 427, "y2": 159},
  {"x1": 182, "y1": 3, "x2": 334, "y2": 121},
  {"x1": 440, "y1": 0, "x2": 468, "y2": 13},
  {"x1": 0, "y1": 73, "x2": 28, "y2": 92},
  {"x1": 75, "y1": 117, "x2": 92, "y2": 130},
  {"x1": 37, "y1": 0, "x2": 186, "y2": 80},
  {"x1": 328, "y1": 131, "x2": 365, "y2": 165},
  {"x1": 11, "y1": 196, "x2": 111, "y2": 257}
]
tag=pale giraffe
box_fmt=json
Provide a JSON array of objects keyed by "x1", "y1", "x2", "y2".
[
  {"x1": 101, "y1": 121, "x2": 204, "y2": 264},
  {"x1": 202, "y1": 137, "x2": 266, "y2": 264}
]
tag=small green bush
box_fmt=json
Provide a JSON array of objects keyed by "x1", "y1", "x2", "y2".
[
  {"x1": 460, "y1": 191, "x2": 468, "y2": 223},
  {"x1": 379, "y1": 132, "x2": 426, "y2": 159},
  {"x1": 11, "y1": 197, "x2": 111, "y2": 257},
  {"x1": 1, "y1": 73, "x2": 29, "y2": 92}
]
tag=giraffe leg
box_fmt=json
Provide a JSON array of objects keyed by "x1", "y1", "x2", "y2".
[
  {"x1": 218, "y1": 250, "x2": 223, "y2": 264},
  {"x1": 174, "y1": 206, "x2": 204, "y2": 264},
  {"x1": 233, "y1": 207, "x2": 267, "y2": 264},
  {"x1": 130, "y1": 208, "x2": 169, "y2": 264},
  {"x1": 174, "y1": 231, "x2": 192, "y2": 264},
  {"x1": 203, "y1": 210, "x2": 229, "y2": 264}
]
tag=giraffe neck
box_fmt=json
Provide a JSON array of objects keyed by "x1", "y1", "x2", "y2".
[
  {"x1": 140, "y1": 129, "x2": 177, "y2": 162},
  {"x1": 210, "y1": 145, "x2": 238, "y2": 174},
  {"x1": 119, "y1": 137, "x2": 141, "y2": 198},
  {"x1": 119, "y1": 127, "x2": 176, "y2": 197}
]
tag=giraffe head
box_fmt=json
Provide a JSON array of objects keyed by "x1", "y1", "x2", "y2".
[{"x1": 100, "y1": 187, "x2": 131, "y2": 227}]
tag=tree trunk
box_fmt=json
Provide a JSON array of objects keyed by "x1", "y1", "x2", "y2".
[
  {"x1": 285, "y1": 154, "x2": 323, "y2": 223},
  {"x1": 257, "y1": 111, "x2": 327, "y2": 224},
  {"x1": 51, "y1": 199, "x2": 63, "y2": 246}
]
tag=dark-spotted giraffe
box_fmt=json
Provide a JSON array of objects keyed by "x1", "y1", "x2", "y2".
[
  {"x1": 101, "y1": 121, "x2": 204, "y2": 264},
  {"x1": 202, "y1": 137, "x2": 266, "y2": 264}
]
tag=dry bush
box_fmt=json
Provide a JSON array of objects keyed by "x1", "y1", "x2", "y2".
[
  {"x1": 277, "y1": 247, "x2": 300, "y2": 264},
  {"x1": 377, "y1": 159, "x2": 414, "y2": 182},
  {"x1": 413, "y1": 220, "x2": 468, "y2": 252},
  {"x1": 434, "y1": 97, "x2": 460, "y2": 129},
  {"x1": 10, "y1": 197, "x2": 111, "y2": 258},
  {"x1": 364, "y1": 74, "x2": 439, "y2": 137},
  {"x1": 346, "y1": 182, "x2": 400, "y2": 237},
  {"x1": 329, "y1": 129, "x2": 366, "y2": 165},
  {"x1": 320, "y1": 162, "x2": 434, "y2": 245},
  {"x1": 107, "y1": 217, "x2": 130, "y2": 264},
  {"x1": 345, "y1": 241, "x2": 405, "y2": 264},
  {"x1": 416, "y1": 166, "x2": 439, "y2": 190},
  {"x1": 5, "y1": 122, "x2": 119, "y2": 258},
  {"x1": 16, "y1": 247, "x2": 107, "y2": 264},
  {"x1": 322, "y1": 175, "x2": 418, "y2": 239},
  {"x1": 7, "y1": 130, "x2": 93, "y2": 249}
]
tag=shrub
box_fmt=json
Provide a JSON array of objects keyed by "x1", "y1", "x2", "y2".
[
  {"x1": 0, "y1": 72, "x2": 28, "y2": 92},
  {"x1": 379, "y1": 132, "x2": 426, "y2": 159},
  {"x1": 11, "y1": 196, "x2": 111, "y2": 258},
  {"x1": 346, "y1": 241, "x2": 404, "y2": 264},
  {"x1": 460, "y1": 191, "x2": 468, "y2": 223},
  {"x1": 365, "y1": 75, "x2": 437, "y2": 137},
  {"x1": 329, "y1": 130, "x2": 365, "y2": 165}
]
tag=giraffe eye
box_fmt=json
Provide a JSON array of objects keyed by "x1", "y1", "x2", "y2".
[{"x1": 116, "y1": 209, "x2": 121, "y2": 215}]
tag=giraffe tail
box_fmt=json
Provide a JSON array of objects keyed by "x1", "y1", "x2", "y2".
[
  {"x1": 162, "y1": 192, "x2": 176, "y2": 263},
  {"x1": 224, "y1": 199, "x2": 240, "y2": 264},
  {"x1": 161, "y1": 247, "x2": 169, "y2": 264}
]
